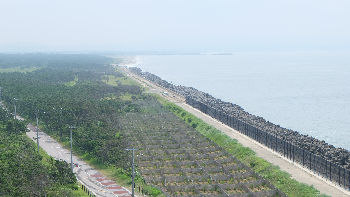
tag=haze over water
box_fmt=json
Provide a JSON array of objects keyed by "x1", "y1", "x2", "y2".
[{"x1": 129, "y1": 52, "x2": 350, "y2": 150}]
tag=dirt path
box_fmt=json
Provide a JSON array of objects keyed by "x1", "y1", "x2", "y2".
[{"x1": 121, "y1": 67, "x2": 350, "y2": 197}]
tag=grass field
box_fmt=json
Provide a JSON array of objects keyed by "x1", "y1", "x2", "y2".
[
  {"x1": 101, "y1": 93, "x2": 138, "y2": 102},
  {"x1": 0, "y1": 66, "x2": 41, "y2": 73},
  {"x1": 64, "y1": 75, "x2": 78, "y2": 86},
  {"x1": 102, "y1": 74, "x2": 140, "y2": 87}
]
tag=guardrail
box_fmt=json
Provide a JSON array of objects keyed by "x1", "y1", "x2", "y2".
[{"x1": 78, "y1": 181, "x2": 96, "y2": 197}]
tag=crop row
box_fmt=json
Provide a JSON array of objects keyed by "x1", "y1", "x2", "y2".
[{"x1": 117, "y1": 99, "x2": 285, "y2": 196}]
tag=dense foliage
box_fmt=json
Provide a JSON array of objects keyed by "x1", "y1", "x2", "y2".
[
  {"x1": 0, "y1": 108, "x2": 78, "y2": 197},
  {"x1": 0, "y1": 54, "x2": 165, "y2": 196},
  {"x1": 0, "y1": 54, "x2": 138, "y2": 168},
  {"x1": 0, "y1": 53, "x2": 110, "y2": 70}
]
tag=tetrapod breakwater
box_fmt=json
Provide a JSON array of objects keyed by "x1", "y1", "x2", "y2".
[{"x1": 129, "y1": 66, "x2": 350, "y2": 190}]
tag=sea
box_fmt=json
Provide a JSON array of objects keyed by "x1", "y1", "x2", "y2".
[{"x1": 121, "y1": 51, "x2": 350, "y2": 151}]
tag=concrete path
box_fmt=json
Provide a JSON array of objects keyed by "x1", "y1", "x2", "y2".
[
  {"x1": 121, "y1": 66, "x2": 350, "y2": 197},
  {"x1": 26, "y1": 124, "x2": 132, "y2": 197}
]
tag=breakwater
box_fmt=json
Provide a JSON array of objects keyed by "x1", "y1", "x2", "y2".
[{"x1": 129, "y1": 67, "x2": 350, "y2": 190}]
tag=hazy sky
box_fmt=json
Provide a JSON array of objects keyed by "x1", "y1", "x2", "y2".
[{"x1": 1, "y1": 0, "x2": 349, "y2": 52}]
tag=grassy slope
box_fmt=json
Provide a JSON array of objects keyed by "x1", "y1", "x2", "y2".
[
  {"x1": 0, "y1": 66, "x2": 41, "y2": 73},
  {"x1": 158, "y1": 97, "x2": 328, "y2": 197}
]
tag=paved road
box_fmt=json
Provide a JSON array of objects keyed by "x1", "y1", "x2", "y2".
[
  {"x1": 26, "y1": 125, "x2": 132, "y2": 197},
  {"x1": 121, "y1": 66, "x2": 350, "y2": 197},
  {"x1": 2, "y1": 97, "x2": 135, "y2": 196},
  {"x1": 0, "y1": 101, "x2": 24, "y2": 121}
]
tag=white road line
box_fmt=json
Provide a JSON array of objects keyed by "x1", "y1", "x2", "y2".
[{"x1": 25, "y1": 125, "x2": 129, "y2": 197}]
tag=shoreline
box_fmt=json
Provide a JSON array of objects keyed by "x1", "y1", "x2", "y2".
[
  {"x1": 120, "y1": 66, "x2": 350, "y2": 196},
  {"x1": 126, "y1": 66, "x2": 350, "y2": 168}
]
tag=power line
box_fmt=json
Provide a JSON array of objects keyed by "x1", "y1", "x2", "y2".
[
  {"x1": 125, "y1": 147, "x2": 137, "y2": 197},
  {"x1": 35, "y1": 110, "x2": 40, "y2": 153},
  {"x1": 13, "y1": 98, "x2": 18, "y2": 120},
  {"x1": 69, "y1": 125, "x2": 77, "y2": 172}
]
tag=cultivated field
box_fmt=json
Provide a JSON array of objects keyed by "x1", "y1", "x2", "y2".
[{"x1": 118, "y1": 98, "x2": 285, "y2": 197}]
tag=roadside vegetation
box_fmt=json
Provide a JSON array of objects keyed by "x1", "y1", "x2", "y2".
[
  {"x1": 159, "y1": 98, "x2": 328, "y2": 197},
  {"x1": 0, "y1": 108, "x2": 86, "y2": 197}
]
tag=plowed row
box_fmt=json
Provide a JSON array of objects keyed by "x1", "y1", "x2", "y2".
[{"x1": 118, "y1": 99, "x2": 285, "y2": 197}]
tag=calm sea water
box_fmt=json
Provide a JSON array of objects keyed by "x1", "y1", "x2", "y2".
[{"x1": 127, "y1": 52, "x2": 350, "y2": 150}]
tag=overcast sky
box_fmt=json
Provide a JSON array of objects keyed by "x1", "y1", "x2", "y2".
[{"x1": 0, "y1": 0, "x2": 349, "y2": 53}]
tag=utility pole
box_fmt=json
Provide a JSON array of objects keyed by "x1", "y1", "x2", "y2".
[
  {"x1": 126, "y1": 147, "x2": 137, "y2": 197},
  {"x1": 69, "y1": 125, "x2": 76, "y2": 172},
  {"x1": 36, "y1": 110, "x2": 40, "y2": 153},
  {"x1": 0, "y1": 87, "x2": 2, "y2": 108},
  {"x1": 13, "y1": 98, "x2": 18, "y2": 120},
  {"x1": 13, "y1": 98, "x2": 18, "y2": 133},
  {"x1": 59, "y1": 107, "x2": 63, "y2": 138}
]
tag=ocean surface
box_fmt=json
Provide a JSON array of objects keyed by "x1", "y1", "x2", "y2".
[{"x1": 124, "y1": 52, "x2": 350, "y2": 150}]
